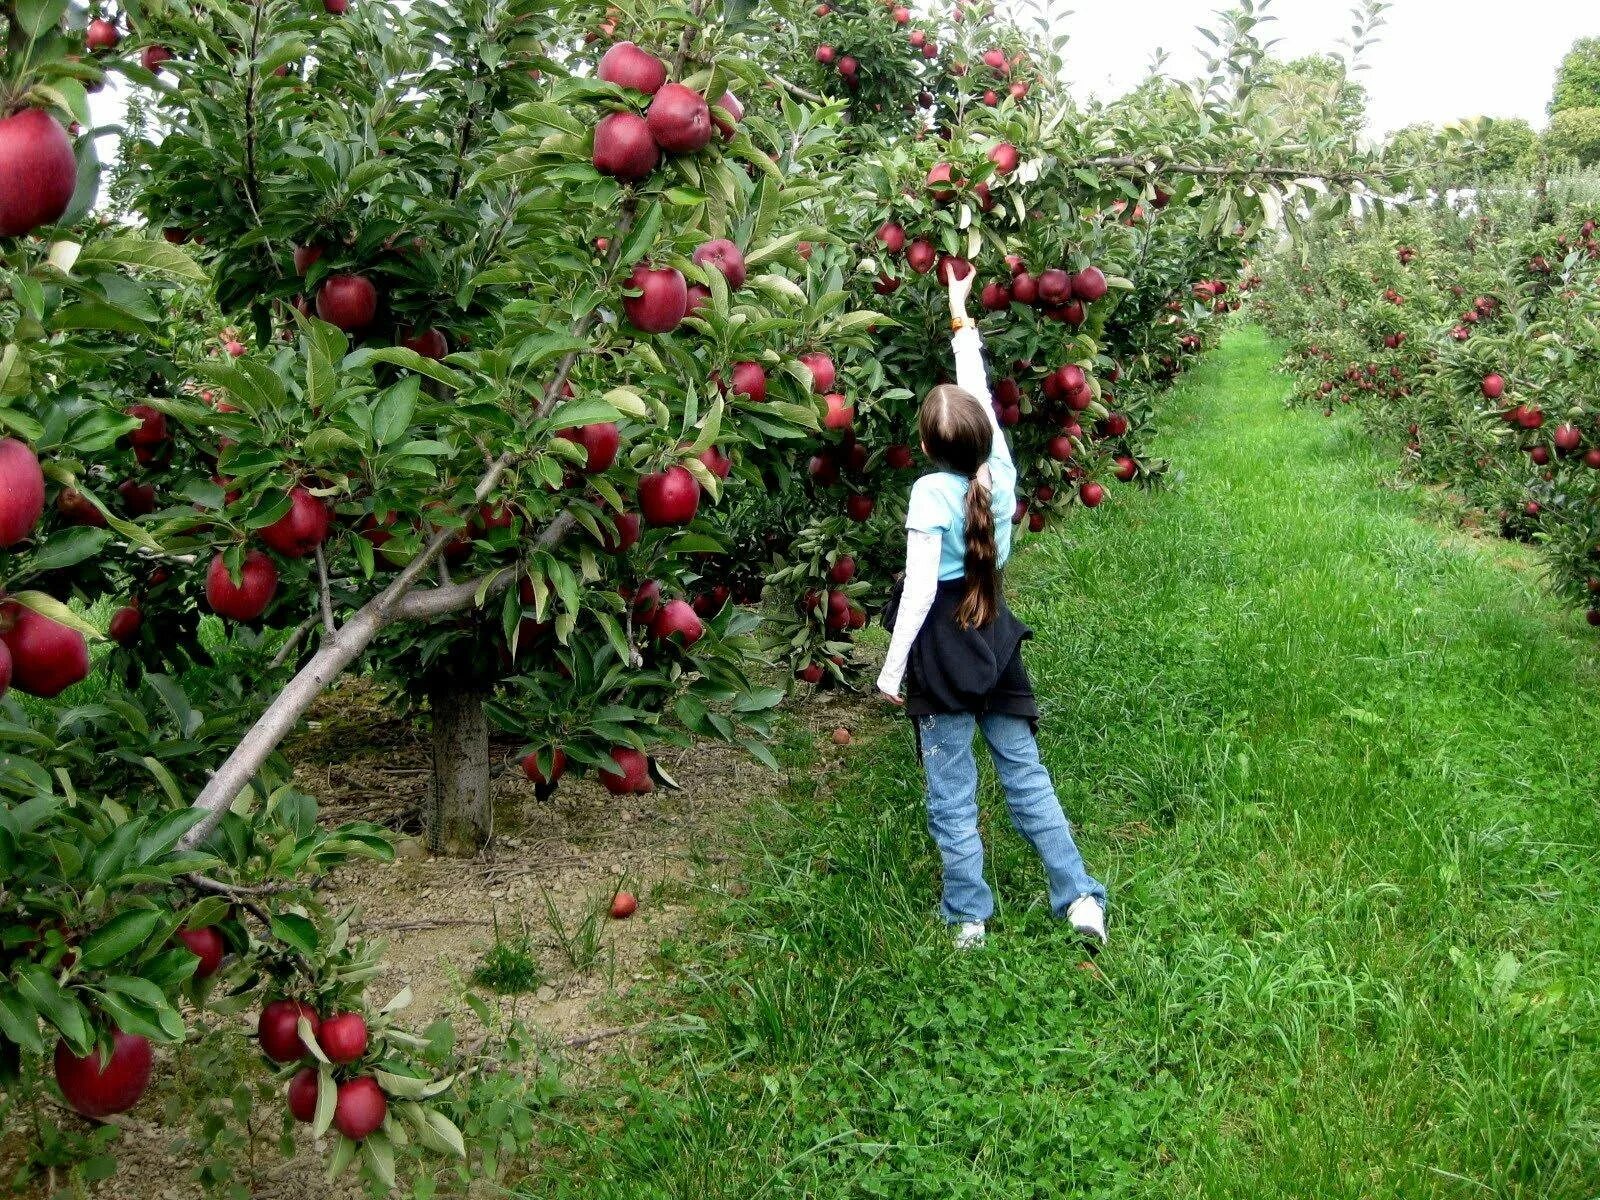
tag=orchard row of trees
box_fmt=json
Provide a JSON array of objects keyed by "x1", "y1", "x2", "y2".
[
  {"x1": 1252, "y1": 172, "x2": 1600, "y2": 632},
  {"x1": 1, "y1": 0, "x2": 1395, "y2": 1191}
]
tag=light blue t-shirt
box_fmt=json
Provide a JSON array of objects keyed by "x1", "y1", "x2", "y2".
[
  {"x1": 906, "y1": 457, "x2": 1016, "y2": 582},
  {"x1": 904, "y1": 326, "x2": 1016, "y2": 581}
]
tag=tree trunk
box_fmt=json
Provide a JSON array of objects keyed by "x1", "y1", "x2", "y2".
[{"x1": 425, "y1": 681, "x2": 492, "y2": 855}]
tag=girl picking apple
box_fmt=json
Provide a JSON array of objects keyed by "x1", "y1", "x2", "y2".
[{"x1": 877, "y1": 267, "x2": 1106, "y2": 950}]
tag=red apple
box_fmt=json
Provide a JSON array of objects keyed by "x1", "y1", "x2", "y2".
[
  {"x1": 1554, "y1": 424, "x2": 1582, "y2": 454},
  {"x1": 876, "y1": 221, "x2": 906, "y2": 254},
  {"x1": 1080, "y1": 482, "x2": 1105, "y2": 508},
  {"x1": 846, "y1": 494, "x2": 874, "y2": 522},
  {"x1": 599, "y1": 746, "x2": 654, "y2": 794},
  {"x1": 206, "y1": 550, "x2": 279, "y2": 621},
  {"x1": 829, "y1": 555, "x2": 856, "y2": 584},
  {"x1": 1072, "y1": 266, "x2": 1108, "y2": 302},
  {"x1": 727, "y1": 360, "x2": 767, "y2": 403},
  {"x1": 937, "y1": 256, "x2": 972, "y2": 285},
  {"x1": 692, "y1": 238, "x2": 747, "y2": 290},
  {"x1": 257, "y1": 999, "x2": 320, "y2": 1062},
  {"x1": 54, "y1": 1032, "x2": 153, "y2": 1119},
  {"x1": 86, "y1": 18, "x2": 120, "y2": 50},
  {"x1": 317, "y1": 1013, "x2": 369, "y2": 1064},
  {"x1": 926, "y1": 162, "x2": 955, "y2": 202},
  {"x1": 293, "y1": 243, "x2": 323, "y2": 275},
  {"x1": 1046, "y1": 436, "x2": 1073, "y2": 462},
  {"x1": 0, "y1": 109, "x2": 77, "y2": 238},
  {"x1": 177, "y1": 926, "x2": 225, "y2": 978},
  {"x1": 597, "y1": 41, "x2": 667, "y2": 94},
  {"x1": 698, "y1": 445, "x2": 732, "y2": 478},
  {"x1": 647, "y1": 83, "x2": 712, "y2": 154},
  {"x1": 712, "y1": 92, "x2": 743, "y2": 140},
  {"x1": 522, "y1": 748, "x2": 567, "y2": 785},
  {"x1": 558, "y1": 421, "x2": 621, "y2": 473},
  {"x1": 906, "y1": 238, "x2": 936, "y2": 275},
  {"x1": 316, "y1": 274, "x2": 378, "y2": 331},
  {"x1": 108, "y1": 605, "x2": 142, "y2": 646},
  {"x1": 400, "y1": 327, "x2": 448, "y2": 358},
  {"x1": 650, "y1": 598, "x2": 704, "y2": 646},
  {"x1": 1113, "y1": 455, "x2": 1137, "y2": 482},
  {"x1": 1038, "y1": 268, "x2": 1072, "y2": 306},
  {"x1": 333, "y1": 1077, "x2": 387, "y2": 1141},
  {"x1": 1, "y1": 604, "x2": 88, "y2": 698},
  {"x1": 601, "y1": 511, "x2": 641, "y2": 554},
  {"x1": 593, "y1": 111, "x2": 660, "y2": 181},
  {"x1": 799, "y1": 351, "x2": 836, "y2": 394},
  {"x1": 623, "y1": 262, "x2": 688, "y2": 333},
  {"x1": 816, "y1": 44, "x2": 836, "y2": 65},
  {"x1": 886, "y1": 443, "x2": 914, "y2": 470},
  {"x1": 287, "y1": 1068, "x2": 319, "y2": 1122},
  {"x1": 638, "y1": 464, "x2": 699, "y2": 526},
  {"x1": 610, "y1": 890, "x2": 638, "y2": 919},
  {"x1": 823, "y1": 392, "x2": 854, "y2": 431},
  {"x1": 987, "y1": 142, "x2": 1018, "y2": 175},
  {"x1": 1011, "y1": 272, "x2": 1038, "y2": 305},
  {"x1": 259, "y1": 486, "x2": 331, "y2": 558},
  {"x1": 1481, "y1": 373, "x2": 1504, "y2": 400},
  {"x1": 0, "y1": 439, "x2": 45, "y2": 546},
  {"x1": 980, "y1": 281, "x2": 1011, "y2": 311},
  {"x1": 140, "y1": 45, "x2": 171, "y2": 71}
]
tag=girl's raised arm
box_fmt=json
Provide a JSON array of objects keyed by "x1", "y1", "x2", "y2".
[{"x1": 947, "y1": 269, "x2": 1011, "y2": 471}]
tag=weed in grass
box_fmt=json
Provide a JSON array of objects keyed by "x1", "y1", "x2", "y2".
[{"x1": 471, "y1": 915, "x2": 545, "y2": 995}]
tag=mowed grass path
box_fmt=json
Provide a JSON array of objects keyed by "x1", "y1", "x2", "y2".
[{"x1": 528, "y1": 327, "x2": 1600, "y2": 1199}]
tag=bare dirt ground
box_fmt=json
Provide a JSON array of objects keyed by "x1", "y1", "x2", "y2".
[{"x1": 2, "y1": 677, "x2": 874, "y2": 1200}]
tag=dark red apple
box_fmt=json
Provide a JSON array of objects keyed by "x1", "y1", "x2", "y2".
[
  {"x1": 937, "y1": 256, "x2": 972, "y2": 285},
  {"x1": 926, "y1": 162, "x2": 955, "y2": 202},
  {"x1": 140, "y1": 45, "x2": 171, "y2": 71},
  {"x1": 317, "y1": 1013, "x2": 369, "y2": 1064},
  {"x1": 816, "y1": 44, "x2": 836, "y2": 64},
  {"x1": 54, "y1": 1032, "x2": 153, "y2": 1119},
  {"x1": 293, "y1": 243, "x2": 323, "y2": 275},
  {"x1": 1038, "y1": 269, "x2": 1072, "y2": 306},
  {"x1": 125, "y1": 403, "x2": 168, "y2": 447},
  {"x1": 712, "y1": 91, "x2": 743, "y2": 140},
  {"x1": 886, "y1": 443, "x2": 914, "y2": 470},
  {"x1": 1080, "y1": 482, "x2": 1105, "y2": 508},
  {"x1": 0, "y1": 109, "x2": 77, "y2": 238},
  {"x1": 597, "y1": 41, "x2": 667, "y2": 94},
  {"x1": 981, "y1": 281, "x2": 1011, "y2": 310},
  {"x1": 257, "y1": 999, "x2": 320, "y2": 1062},
  {"x1": 906, "y1": 238, "x2": 937, "y2": 275},
  {"x1": 108, "y1": 605, "x2": 142, "y2": 645},
  {"x1": 876, "y1": 221, "x2": 906, "y2": 254},
  {"x1": 797, "y1": 662, "x2": 825, "y2": 684},
  {"x1": 1046, "y1": 436, "x2": 1073, "y2": 462},
  {"x1": 316, "y1": 274, "x2": 378, "y2": 331},
  {"x1": 728, "y1": 360, "x2": 766, "y2": 403},
  {"x1": 599, "y1": 746, "x2": 653, "y2": 794},
  {"x1": 692, "y1": 238, "x2": 747, "y2": 290},
  {"x1": 647, "y1": 83, "x2": 712, "y2": 154},
  {"x1": 638, "y1": 464, "x2": 699, "y2": 526},
  {"x1": 0, "y1": 439, "x2": 45, "y2": 545},
  {"x1": 86, "y1": 18, "x2": 120, "y2": 50},
  {"x1": 623, "y1": 263, "x2": 688, "y2": 333},
  {"x1": 558, "y1": 421, "x2": 621, "y2": 473},
  {"x1": 593, "y1": 111, "x2": 660, "y2": 181},
  {"x1": 55, "y1": 487, "x2": 105, "y2": 528},
  {"x1": 287, "y1": 1067, "x2": 319, "y2": 1122},
  {"x1": 601, "y1": 511, "x2": 641, "y2": 554},
  {"x1": 177, "y1": 926, "x2": 225, "y2": 979},
  {"x1": 1554, "y1": 424, "x2": 1582, "y2": 454},
  {"x1": 400, "y1": 327, "x2": 448, "y2": 358},
  {"x1": 333, "y1": 1077, "x2": 387, "y2": 1141},
  {"x1": 799, "y1": 351, "x2": 835, "y2": 394},
  {"x1": 1011, "y1": 272, "x2": 1038, "y2": 305},
  {"x1": 1072, "y1": 266, "x2": 1108, "y2": 302},
  {"x1": 650, "y1": 598, "x2": 704, "y2": 646},
  {"x1": 1481, "y1": 373, "x2": 1504, "y2": 400},
  {"x1": 1, "y1": 604, "x2": 89, "y2": 698},
  {"x1": 259, "y1": 486, "x2": 331, "y2": 558},
  {"x1": 846, "y1": 493, "x2": 874, "y2": 522},
  {"x1": 684, "y1": 283, "x2": 711, "y2": 316},
  {"x1": 1113, "y1": 455, "x2": 1137, "y2": 482},
  {"x1": 829, "y1": 555, "x2": 856, "y2": 584},
  {"x1": 206, "y1": 550, "x2": 279, "y2": 621}
]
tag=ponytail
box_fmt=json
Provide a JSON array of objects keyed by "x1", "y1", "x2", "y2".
[{"x1": 955, "y1": 473, "x2": 998, "y2": 629}]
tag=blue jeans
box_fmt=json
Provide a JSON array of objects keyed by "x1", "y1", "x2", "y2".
[{"x1": 917, "y1": 711, "x2": 1106, "y2": 924}]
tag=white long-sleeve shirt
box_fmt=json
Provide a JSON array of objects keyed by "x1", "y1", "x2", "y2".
[{"x1": 876, "y1": 325, "x2": 1011, "y2": 698}]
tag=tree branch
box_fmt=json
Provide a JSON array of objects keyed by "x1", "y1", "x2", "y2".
[
  {"x1": 314, "y1": 545, "x2": 335, "y2": 634},
  {"x1": 1080, "y1": 154, "x2": 1370, "y2": 184}
]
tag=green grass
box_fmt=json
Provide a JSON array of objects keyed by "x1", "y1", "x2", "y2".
[{"x1": 519, "y1": 327, "x2": 1600, "y2": 1199}]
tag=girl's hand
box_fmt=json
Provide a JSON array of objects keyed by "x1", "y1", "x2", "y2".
[
  {"x1": 878, "y1": 688, "x2": 904, "y2": 706},
  {"x1": 947, "y1": 268, "x2": 975, "y2": 320}
]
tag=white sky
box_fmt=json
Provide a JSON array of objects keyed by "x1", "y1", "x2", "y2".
[{"x1": 1032, "y1": 0, "x2": 1597, "y2": 138}]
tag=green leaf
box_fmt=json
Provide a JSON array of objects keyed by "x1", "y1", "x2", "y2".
[
  {"x1": 0, "y1": 985, "x2": 45, "y2": 1054},
  {"x1": 79, "y1": 909, "x2": 162, "y2": 969},
  {"x1": 26, "y1": 526, "x2": 111, "y2": 574},
  {"x1": 269, "y1": 913, "x2": 319, "y2": 957},
  {"x1": 9, "y1": 591, "x2": 103, "y2": 640},
  {"x1": 15, "y1": 966, "x2": 90, "y2": 1051},
  {"x1": 73, "y1": 235, "x2": 205, "y2": 283}
]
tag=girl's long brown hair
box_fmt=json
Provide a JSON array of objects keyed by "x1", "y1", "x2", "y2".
[{"x1": 918, "y1": 384, "x2": 998, "y2": 628}]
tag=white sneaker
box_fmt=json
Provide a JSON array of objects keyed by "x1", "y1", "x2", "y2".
[
  {"x1": 1066, "y1": 896, "x2": 1107, "y2": 948},
  {"x1": 953, "y1": 921, "x2": 986, "y2": 950}
]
